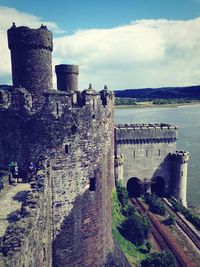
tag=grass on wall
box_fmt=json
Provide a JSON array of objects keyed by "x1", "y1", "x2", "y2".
[{"x1": 112, "y1": 189, "x2": 147, "y2": 266}]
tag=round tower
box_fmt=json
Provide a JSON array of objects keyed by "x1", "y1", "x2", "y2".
[
  {"x1": 7, "y1": 23, "x2": 53, "y2": 94},
  {"x1": 170, "y1": 150, "x2": 189, "y2": 207},
  {"x1": 55, "y1": 64, "x2": 79, "y2": 93}
]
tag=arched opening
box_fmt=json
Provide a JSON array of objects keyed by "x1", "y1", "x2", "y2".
[
  {"x1": 127, "y1": 177, "x2": 142, "y2": 198},
  {"x1": 151, "y1": 176, "x2": 166, "y2": 197}
]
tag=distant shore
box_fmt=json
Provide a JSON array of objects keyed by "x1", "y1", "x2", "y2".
[{"x1": 114, "y1": 101, "x2": 200, "y2": 109}]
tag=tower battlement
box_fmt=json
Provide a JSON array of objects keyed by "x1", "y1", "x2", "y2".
[
  {"x1": 7, "y1": 24, "x2": 53, "y2": 51},
  {"x1": 115, "y1": 123, "x2": 178, "y2": 143},
  {"x1": 170, "y1": 150, "x2": 189, "y2": 163},
  {"x1": 55, "y1": 64, "x2": 79, "y2": 74}
]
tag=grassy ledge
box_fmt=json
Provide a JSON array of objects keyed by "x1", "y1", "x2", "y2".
[{"x1": 112, "y1": 189, "x2": 147, "y2": 266}]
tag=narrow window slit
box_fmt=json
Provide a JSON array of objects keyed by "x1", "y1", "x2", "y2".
[{"x1": 89, "y1": 177, "x2": 96, "y2": 191}]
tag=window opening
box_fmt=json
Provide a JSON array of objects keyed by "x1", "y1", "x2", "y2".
[
  {"x1": 56, "y1": 103, "x2": 59, "y2": 116},
  {"x1": 89, "y1": 177, "x2": 96, "y2": 191}
]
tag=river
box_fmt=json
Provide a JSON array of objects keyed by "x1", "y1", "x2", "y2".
[{"x1": 114, "y1": 104, "x2": 200, "y2": 207}]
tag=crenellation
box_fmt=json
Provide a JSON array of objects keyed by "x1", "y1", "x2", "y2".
[
  {"x1": 115, "y1": 124, "x2": 178, "y2": 145},
  {"x1": 7, "y1": 25, "x2": 53, "y2": 51}
]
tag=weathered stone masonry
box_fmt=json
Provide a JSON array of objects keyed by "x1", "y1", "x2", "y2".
[
  {"x1": 0, "y1": 24, "x2": 127, "y2": 267},
  {"x1": 114, "y1": 123, "x2": 189, "y2": 206}
]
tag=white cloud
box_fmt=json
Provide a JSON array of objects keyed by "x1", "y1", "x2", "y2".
[
  {"x1": 54, "y1": 18, "x2": 200, "y2": 90},
  {"x1": 0, "y1": 6, "x2": 200, "y2": 90}
]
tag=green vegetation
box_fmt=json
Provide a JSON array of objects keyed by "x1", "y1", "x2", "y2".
[
  {"x1": 163, "y1": 214, "x2": 176, "y2": 226},
  {"x1": 112, "y1": 182, "x2": 150, "y2": 266},
  {"x1": 115, "y1": 97, "x2": 137, "y2": 106},
  {"x1": 144, "y1": 194, "x2": 166, "y2": 216},
  {"x1": 141, "y1": 250, "x2": 176, "y2": 267},
  {"x1": 114, "y1": 96, "x2": 200, "y2": 109},
  {"x1": 170, "y1": 198, "x2": 200, "y2": 230},
  {"x1": 152, "y1": 98, "x2": 191, "y2": 105},
  {"x1": 116, "y1": 181, "x2": 129, "y2": 207},
  {"x1": 120, "y1": 211, "x2": 150, "y2": 245}
]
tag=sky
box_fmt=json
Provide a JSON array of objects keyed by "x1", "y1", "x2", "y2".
[{"x1": 0, "y1": 0, "x2": 200, "y2": 90}]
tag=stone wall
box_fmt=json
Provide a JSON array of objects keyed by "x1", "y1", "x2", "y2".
[
  {"x1": 115, "y1": 124, "x2": 178, "y2": 192},
  {"x1": 0, "y1": 171, "x2": 10, "y2": 191},
  {"x1": 0, "y1": 24, "x2": 126, "y2": 267},
  {"x1": 0, "y1": 88, "x2": 116, "y2": 267},
  {"x1": 49, "y1": 90, "x2": 115, "y2": 267},
  {"x1": 0, "y1": 161, "x2": 52, "y2": 267}
]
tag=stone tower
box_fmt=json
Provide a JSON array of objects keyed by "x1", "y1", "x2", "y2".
[
  {"x1": 170, "y1": 150, "x2": 189, "y2": 207},
  {"x1": 7, "y1": 23, "x2": 53, "y2": 94},
  {"x1": 55, "y1": 64, "x2": 79, "y2": 93},
  {"x1": 114, "y1": 124, "x2": 189, "y2": 205},
  {"x1": 0, "y1": 24, "x2": 127, "y2": 267}
]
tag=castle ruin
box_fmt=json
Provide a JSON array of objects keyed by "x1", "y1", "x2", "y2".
[
  {"x1": 0, "y1": 24, "x2": 189, "y2": 267},
  {"x1": 0, "y1": 24, "x2": 124, "y2": 267}
]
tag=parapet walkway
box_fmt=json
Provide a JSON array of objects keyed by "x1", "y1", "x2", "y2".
[{"x1": 0, "y1": 183, "x2": 30, "y2": 238}]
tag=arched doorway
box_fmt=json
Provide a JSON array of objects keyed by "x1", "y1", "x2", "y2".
[
  {"x1": 127, "y1": 177, "x2": 142, "y2": 197},
  {"x1": 151, "y1": 176, "x2": 166, "y2": 197}
]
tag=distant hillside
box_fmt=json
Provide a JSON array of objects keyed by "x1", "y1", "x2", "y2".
[{"x1": 114, "y1": 85, "x2": 200, "y2": 99}]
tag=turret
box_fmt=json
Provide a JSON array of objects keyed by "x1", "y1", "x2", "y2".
[
  {"x1": 170, "y1": 150, "x2": 189, "y2": 207},
  {"x1": 7, "y1": 23, "x2": 53, "y2": 94},
  {"x1": 55, "y1": 64, "x2": 79, "y2": 93}
]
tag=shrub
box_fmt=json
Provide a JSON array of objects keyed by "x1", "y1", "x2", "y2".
[
  {"x1": 120, "y1": 213, "x2": 150, "y2": 245},
  {"x1": 144, "y1": 194, "x2": 166, "y2": 216},
  {"x1": 122, "y1": 204, "x2": 136, "y2": 217},
  {"x1": 116, "y1": 181, "x2": 129, "y2": 208},
  {"x1": 163, "y1": 215, "x2": 176, "y2": 226},
  {"x1": 170, "y1": 198, "x2": 200, "y2": 230},
  {"x1": 141, "y1": 250, "x2": 176, "y2": 267}
]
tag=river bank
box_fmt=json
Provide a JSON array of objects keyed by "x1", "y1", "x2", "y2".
[{"x1": 115, "y1": 101, "x2": 200, "y2": 109}]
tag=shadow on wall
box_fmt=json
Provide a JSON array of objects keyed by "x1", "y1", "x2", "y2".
[
  {"x1": 52, "y1": 187, "x2": 130, "y2": 267},
  {"x1": 126, "y1": 155, "x2": 171, "y2": 198},
  {"x1": 151, "y1": 154, "x2": 171, "y2": 197},
  {"x1": 52, "y1": 187, "x2": 108, "y2": 267}
]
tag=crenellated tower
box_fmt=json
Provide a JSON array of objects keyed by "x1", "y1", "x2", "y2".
[{"x1": 7, "y1": 23, "x2": 53, "y2": 94}]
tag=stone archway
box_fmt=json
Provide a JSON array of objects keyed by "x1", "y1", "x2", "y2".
[
  {"x1": 151, "y1": 176, "x2": 166, "y2": 197},
  {"x1": 127, "y1": 177, "x2": 142, "y2": 198}
]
